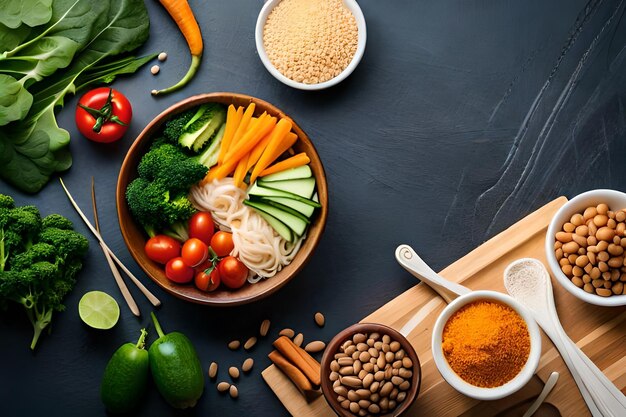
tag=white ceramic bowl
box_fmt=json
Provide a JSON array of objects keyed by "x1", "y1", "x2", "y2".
[
  {"x1": 545, "y1": 189, "x2": 626, "y2": 307},
  {"x1": 431, "y1": 290, "x2": 542, "y2": 401},
  {"x1": 255, "y1": 0, "x2": 367, "y2": 90}
]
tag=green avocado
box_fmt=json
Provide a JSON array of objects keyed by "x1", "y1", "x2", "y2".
[
  {"x1": 100, "y1": 329, "x2": 150, "y2": 414},
  {"x1": 149, "y1": 313, "x2": 204, "y2": 409}
]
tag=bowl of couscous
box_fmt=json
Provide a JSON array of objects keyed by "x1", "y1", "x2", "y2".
[{"x1": 255, "y1": 0, "x2": 367, "y2": 90}]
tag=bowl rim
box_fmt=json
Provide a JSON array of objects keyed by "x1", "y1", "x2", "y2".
[
  {"x1": 431, "y1": 290, "x2": 542, "y2": 401},
  {"x1": 545, "y1": 189, "x2": 626, "y2": 307},
  {"x1": 320, "y1": 322, "x2": 421, "y2": 417},
  {"x1": 115, "y1": 92, "x2": 328, "y2": 306},
  {"x1": 255, "y1": 0, "x2": 367, "y2": 91}
]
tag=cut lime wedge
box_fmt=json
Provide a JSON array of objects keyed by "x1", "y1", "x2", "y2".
[{"x1": 78, "y1": 291, "x2": 120, "y2": 330}]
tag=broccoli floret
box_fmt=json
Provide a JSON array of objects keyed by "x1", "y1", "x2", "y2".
[
  {"x1": 41, "y1": 214, "x2": 74, "y2": 230},
  {"x1": 163, "y1": 109, "x2": 195, "y2": 143},
  {"x1": 0, "y1": 194, "x2": 15, "y2": 209},
  {"x1": 0, "y1": 198, "x2": 88, "y2": 350},
  {"x1": 137, "y1": 143, "x2": 207, "y2": 192},
  {"x1": 126, "y1": 178, "x2": 193, "y2": 241}
]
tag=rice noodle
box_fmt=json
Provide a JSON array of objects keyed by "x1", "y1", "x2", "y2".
[{"x1": 190, "y1": 178, "x2": 303, "y2": 280}]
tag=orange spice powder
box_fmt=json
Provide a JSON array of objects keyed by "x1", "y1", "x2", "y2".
[{"x1": 442, "y1": 301, "x2": 530, "y2": 388}]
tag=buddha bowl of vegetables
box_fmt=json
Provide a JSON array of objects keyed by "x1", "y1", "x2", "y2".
[{"x1": 116, "y1": 93, "x2": 328, "y2": 306}]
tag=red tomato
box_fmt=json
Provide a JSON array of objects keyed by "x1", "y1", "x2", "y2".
[
  {"x1": 194, "y1": 265, "x2": 220, "y2": 292},
  {"x1": 188, "y1": 212, "x2": 215, "y2": 244},
  {"x1": 144, "y1": 235, "x2": 181, "y2": 264},
  {"x1": 210, "y1": 231, "x2": 234, "y2": 257},
  {"x1": 165, "y1": 257, "x2": 194, "y2": 283},
  {"x1": 218, "y1": 256, "x2": 248, "y2": 289},
  {"x1": 181, "y1": 238, "x2": 209, "y2": 267},
  {"x1": 75, "y1": 87, "x2": 132, "y2": 143}
]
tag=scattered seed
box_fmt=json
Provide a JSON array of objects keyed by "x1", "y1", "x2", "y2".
[
  {"x1": 242, "y1": 358, "x2": 254, "y2": 373},
  {"x1": 217, "y1": 381, "x2": 230, "y2": 392},
  {"x1": 293, "y1": 333, "x2": 304, "y2": 347},
  {"x1": 314, "y1": 312, "x2": 325, "y2": 327},
  {"x1": 279, "y1": 328, "x2": 295, "y2": 338},
  {"x1": 229, "y1": 366, "x2": 240, "y2": 379},
  {"x1": 157, "y1": 52, "x2": 168, "y2": 61},
  {"x1": 229, "y1": 385, "x2": 239, "y2": 398},
  {"x1": 244, "y1": 336, "x2": 257, "y2": 350},
  {"x1": 150, "y1": 65, "x2": 160, "y2": 75},
  {"x1": 260, "y1": 319, "x2": 271, "y2": 337},
  {"x1": 305, "y1": 340, "x2": 326, "y2": 353},
  {"x1": 208, "y1": 362, "x2": 218, "y2": 379},
  {"x1": 228, "y1": 340, "x2": 240, "y2": 350}
]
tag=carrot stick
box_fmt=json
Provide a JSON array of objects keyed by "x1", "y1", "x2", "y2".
[
  {"x1": 246, "y1": 132, "x2": 273, "y2": 171},
  {"x1": 217, "y1": 105, "x2": 242, "y2": 165},
  {"x1": 273, "y1": 336, "x2": 321, "y2": 387},
  {"x1": 249, "y1": 119, "x2": 292, "y2": 184},
  {"x1": 268, "y1": 350, "x2": 318, "y2": 402},
  {"x1": 152, "y1": 0, "x2": 202, "y2": 96},
  {"x1": 259, "y1": 153, "x2": 310, "y2": 177},
  {"x1": 232, "y1": 154, "x2": 249, "y2": 188},
  {"x1": 224, "y1": 114, "x2": 276, "y2": 164},
  {"x1": 229, "y1": 103, "x2": 256, "y2": 153}
]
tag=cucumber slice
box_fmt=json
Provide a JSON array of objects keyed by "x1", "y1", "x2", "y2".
[
  {"x1": 248, "y1": 183, "x2": 321, "y2": 208},
  {"x1": 260, "y1": 196, "x2": 315, "y2": 217},
  {"x1": 259, "y1": 165, "x2": 312, "y2": 182},
  {"x1": 257, "y1": 177, "x2": 316, "y2": 199},
  {"x1": 199, "y1": 123, "x2": 225, "y2": 168},
  {"x1": 254, "y1": 198, "x2": 311, "y2": 224},
  {"x1": 244, "y1": 200, "x2": 308, "y2": 236},
  {"x1": 254, "y1": 210, "x2": 293, "y2": 242}
]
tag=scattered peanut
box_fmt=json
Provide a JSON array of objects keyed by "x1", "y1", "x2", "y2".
[
  {"x1": 242, "y1": 358, "x2": 254, "y2": 373},
  {"x1": 229, "y1": 384, "x2": 239, "y2": 398},
  {"x1": 314, "y1": 312, "x2": 325, "y2": 327},
  {"x1": 228, "y1": 340, "x2": 241, "y2": 350},
  {"x1": 244, "y1": 336, "x2": 257, "y2": 350},
  {"x1": 279, "y1": 328, "x2": 295, "y2": 338},
  {"x1": 157, "y1": 52, "x2": 167, "y2": 61},
  {"x1": 229, "y1": 366, "x2": 240, "y2": 379},
  {"x1": 208, "y1": 362, "x2": 218, "y2": 379},
  {"x1": 217, "y1": 381, "x2": 230, "y2": 392},
  {"x1": 305, "y1": 340, "x2": 326, "y2": 353},
  {"x1": 260, "y1": 319, "x2": 271, "y2": 337},
  {"x1": 150, "y1": 65, "x2": 160, "y2": 75},
  {"x1": 293, "y1": 333, "x2": 304, "y2": 347}
]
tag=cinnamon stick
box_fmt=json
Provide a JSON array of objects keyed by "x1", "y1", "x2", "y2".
[
  {"x1": 268, "y1": 350, "x2": 319, "y2": 402},
  {"x1": 273, "y1": 336, "x2": 321, "y2": 387}
]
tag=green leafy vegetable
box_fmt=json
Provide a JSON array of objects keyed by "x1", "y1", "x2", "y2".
[
  {"x1": 0, "y1": 193, "x2": 89, "y2": 350},
  {"x1": 0, "y1": 0, "x2": 153, "y2": 193},
  {"x1": 0, "y1": 0, "x2": 53, "y2": 29}
]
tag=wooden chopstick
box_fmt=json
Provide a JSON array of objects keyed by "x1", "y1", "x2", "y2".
[
  {"x1": 91, "y1": 178, "x2": 141, "y2": 317},
  {"x1": 59, "y1": 178, "x2": 161, "y2": 308}
]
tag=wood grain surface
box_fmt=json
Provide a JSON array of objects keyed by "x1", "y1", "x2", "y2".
[{"x1": 263, "y1": 197, "x2": 626, "y2": 416}]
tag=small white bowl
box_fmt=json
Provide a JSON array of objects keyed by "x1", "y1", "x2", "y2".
[
  {"x1": 431, "y1": 290, "x2": 542, "y2": 401},
  {"x1": 255, "y1": 0, "x2": 367, "y2": 90},
  {"x1": 545, "y1": 189, "x2": 626, "y2": 307}
]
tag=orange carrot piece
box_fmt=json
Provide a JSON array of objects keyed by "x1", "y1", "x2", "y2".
[
  {"x1": 259, "y1": 153, "x2": 310, "y2": 177},
  {"x1": 224, "y1": 114, "x2": 276, "y2": 164},
  {"x1": 232, "y1": 154, "x2": 249, "y2": 188},
  {"x1": 267, "y1": 132, "x2": 298, "y2": 165},
  {"x1": 229, "y1": 104, "x2": 256, "y2": 153},
  {"x1": 246, "y1": 132, "x2": 273, "y2": 171},
  {"x1": 249, "y1": 119, "x2": 293, "y2": 184},
  {"x1": 217, "y1": 105, "x2": 243, "y2": 165}
]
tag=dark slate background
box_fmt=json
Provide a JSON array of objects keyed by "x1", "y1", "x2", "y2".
[{"x1": 1, "y1": 0, "x2": 625, "y2": 416}]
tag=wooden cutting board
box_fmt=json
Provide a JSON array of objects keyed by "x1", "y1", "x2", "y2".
[{"x1": 262, "y1": 197, "x2": 626, "y2": 416}]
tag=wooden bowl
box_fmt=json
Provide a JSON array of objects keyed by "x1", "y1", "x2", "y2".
[
  {"x1": 320, "y1": 323, "x2": 421, "y2": 417},
  {"x1": 116, "y1": 92, "x2": 328, "y2": 306}
]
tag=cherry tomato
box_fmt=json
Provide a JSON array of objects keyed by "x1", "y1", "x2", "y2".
[
  {"x1": 188, "y1": 212, "x2": 215, "y2": 244},
  {"x1": 181, "y1": 238, "x2": 209, "y2": 267},
  {"x1": 194, "y1": 264, "x2": 221, "y2": 292},
  {"x1": 210, "y1": 231, "x2": 234, "y2": 257},
  {"x1": 218, "y1": 256, "x2": 248, "y2": 289},
  {"x1": 75, "y1": 87, "x2": 132, "y2": 143},
  {"x1": 144, "y1": 235, "x2": 181, "y2": 264},
  {"x1": 165, "y1": 257, "x2": 194, "y2": 283}
]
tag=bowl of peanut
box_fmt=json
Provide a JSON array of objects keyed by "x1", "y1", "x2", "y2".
[
  {"x1": 546, "y1": 189, "x2": 626, "y2": 306},
  {"x1": 320, "y1": 323, "x2": 420, "y2": 417}
]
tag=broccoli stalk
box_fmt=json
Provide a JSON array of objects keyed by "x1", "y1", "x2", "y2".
[{"x1": 0, "y1": 197, "x2": 89, "y2": 350}]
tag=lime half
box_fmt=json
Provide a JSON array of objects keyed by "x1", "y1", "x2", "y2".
[{"x1": 79, "y1": 291, "x2": 120, "y2": 329}]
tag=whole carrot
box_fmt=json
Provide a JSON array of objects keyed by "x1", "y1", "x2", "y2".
[{"x1": 152, "y1": 0, "x2": 203, "y2": 96}]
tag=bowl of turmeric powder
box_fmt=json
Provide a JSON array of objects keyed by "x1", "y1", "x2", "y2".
[{"x1": 431, "y1": 290, "x2": 542, "y2": 400}]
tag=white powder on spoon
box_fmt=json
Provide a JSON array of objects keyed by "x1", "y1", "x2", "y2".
[{"x1": 504, "y1": 258, "x2": 549, "y2": 313}]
